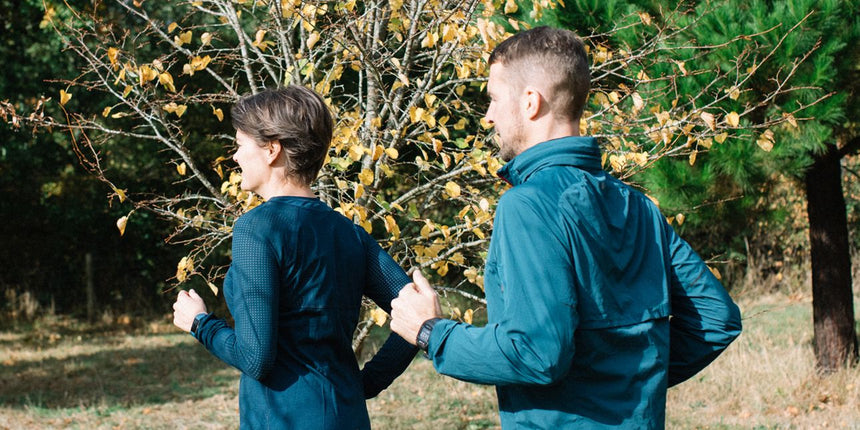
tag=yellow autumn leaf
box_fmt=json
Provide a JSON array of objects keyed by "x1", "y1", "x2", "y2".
[
  {"x1": 675, "y1": 60, "x2": 687, "y2": 76},
  {"x1": 420, "y1": 221, "x2": 435, "y2": 239},
  {"x1": 176, "y1": 30, "x2": 192, "y2": 46},
  {"x1": 384, "y1": 147, "x2": 399, "y2": 159},
  {"x1": 708, "y1": 265, "x2": 722, "y2": 280},
  {"x1": 700, "y1": 111, "x2": 716, "y2": 131},
  {"x1": 200, "y1": 32, "x2": 212, "y2": 46},
  {"x1": 444, "y1": 181, "x2": 461, "y2": 198},
  {"x1": 122, "y1": 85, "x2": 132, "y2": 98},
  {"x1": 208, "y1": 282, "x2": 219, "y2": 296},
  {"x1": 138, "y1": 65, "x2": 157, "y2": 85},
  {"x1": 504, "y1": 0, "x2": 517, "y2": 13},
  {"x1": 726, "y1": 111, "x2": 740, "y2": 127},
  {"x1": 306, "y1": 32, "x2": 320, "y2": 49},
  {"x1": 163, "y1": 102, "x2": 188, "y2": 118},
  {"x1": 631, "y1": 92, "x2": 644, "y2": 112},
  {"x1": 609, "y1": 154, "x2": 624, "y2": 172},
  {"x1": 102, "y1": 106, "x2": 112, "y2": 117},
  {"x1": 757, "y1": 129, "x2": 775, "y2": 152},
  {"x1": 212, "y1": 107, "x2": 224, "y2": 122},
  {"x1": 436, "y1": 262, "x2": 449, "y2": 277},
  {"x1": 726, "y1": 86, "x2": 740, "y2": 100},
  {"x1": 107, "y1": 47, "x2": 119, "y2": 68},
  {"x1": 783, "y1": 112, "x2": 798, "y2": 128},
  {"x1": 464, "y1": 267, "x2": 478, "y2": 283},
  {"x1": 409, "y1": 106, "x2": 425, "y2": 124},
  {"x1": 421, "y1": 32, "x2": 439, "y2": 48},
  {"x1": 59, "y1": 89, "x2": 71, "y2": 106},
  {"x1": 688, "y1": 150, "x2": 697, "y2": 166},
  {"x1": 113, "y1": 187, "x2": 127, "y2": 203},
  {"x1": 463, "y1": 309, "x2": 474, "y2": 324},
  {"x1": 676, "y1": 213, "x2": 686, "y2": 225},
  {"x1": 176, "y1": 256, "x2": 194, "y2": 282},
  {"x1": 715, "y1": 132, "x2": 728, "y2": 144},
  {"x1": 370, "y1": 307, "x2": 388, "y2": 326},
  {"x1": 116, "y1": 215, "x2": 128, "y2": 236},
  {"x1": 383, "y1": 215, "x2": 400, "y2": 239},
  {"x1": 177, "y1": 162, "x2": 187, "y2": 176},
  {"x1": 168, "y1": 22, "x2": 178, "y2": 33},
  {"x1": 158, "y1": 72, "x2": 176, "y2": 92},
  {"x1": 630, "y1": 152, "x2": 648, "y2": 167},
  {"x1": 349, "y1": 145, "x2": 365, "y2": 161},
  {"x1": 358, "y1": 168, "x2": 374, "y2": 185}
]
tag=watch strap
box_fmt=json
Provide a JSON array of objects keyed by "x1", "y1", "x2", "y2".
[
  {"x1": 416, "y1": 317, "x2": 442, "y2": 352},
  {"x1": 190, "y1": 312, "x2": 208, "y2": 338}
]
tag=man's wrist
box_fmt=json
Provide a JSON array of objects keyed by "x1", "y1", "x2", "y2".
[
  {"x1": 190, "y1": 312, "x2": 209, "y2": 338},
  {"x1": 416, "y1": 317, "x2": 442, "y2": 352}
]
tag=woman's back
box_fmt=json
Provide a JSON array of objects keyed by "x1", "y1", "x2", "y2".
[{"x1": 217, "y1": 196, "x2": 380, "y2": 429}]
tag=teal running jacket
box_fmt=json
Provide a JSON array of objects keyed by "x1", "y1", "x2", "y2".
[{"x1": 427, "y1": 136, "x2": 742, "y2": 429}]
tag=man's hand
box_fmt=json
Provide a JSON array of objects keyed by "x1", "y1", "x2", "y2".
[
  {"x1": 172, "y1": 289, "x2": 208, "y2": 332},
  {"x1": 391, "y1": 270, "x2": 443, "y2": 346}
]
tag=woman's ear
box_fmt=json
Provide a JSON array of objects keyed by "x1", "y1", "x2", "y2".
[{"x1": 266, "y1": 141, "x2": 283, "y2": 165}]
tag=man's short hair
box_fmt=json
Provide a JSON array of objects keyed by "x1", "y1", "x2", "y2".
[
  {"x1": 489, "y1": 26, "x2": 590, "y2": 122},
  {"x1": 231, "y1": 85, "x2": 334, "y2": 186}
]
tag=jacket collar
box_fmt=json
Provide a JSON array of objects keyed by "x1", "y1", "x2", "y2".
[{"x1": 497, "y1": 136, "x2": 602, "y2": 186}]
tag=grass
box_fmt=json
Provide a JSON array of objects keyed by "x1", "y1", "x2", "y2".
[{"x1": 1, "y1": 285, "x2": 859, "y2": 429}]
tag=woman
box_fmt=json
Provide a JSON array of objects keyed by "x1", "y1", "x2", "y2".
[{"x1": 172, "y1": 86, "x2": 416, "y2": 429}]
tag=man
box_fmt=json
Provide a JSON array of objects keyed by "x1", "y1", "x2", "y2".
[{"x1": 390, "y1": 26, "x2": 742, "y2": 428}]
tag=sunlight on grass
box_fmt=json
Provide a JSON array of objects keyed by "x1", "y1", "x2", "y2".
[{"x1": 1, "y1": 285, "x2": 858, "y2": 429}]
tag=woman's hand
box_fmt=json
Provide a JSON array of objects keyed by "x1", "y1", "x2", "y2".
[{"x1": 172, "y1": 289, "x2": 208, "y2": 332}]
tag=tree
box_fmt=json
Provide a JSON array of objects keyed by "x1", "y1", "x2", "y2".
[
  {"x1": 664, "y1": 0, "x2": 860, "y2": 371},
  {"x1": 2, "y1": 0, "x2": 812, "y2": 346},
  {"x1": 547, "y1": 0, "x2": 858, "y2": 371},
  {"x1": 0, "y1": 0, "x2": 189, "y2": 320}
]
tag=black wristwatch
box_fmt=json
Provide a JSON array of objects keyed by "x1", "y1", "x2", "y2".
[
  {"x1": 416, "y1": 318, "x2": 442, "y2": 352},
  {"x1": 190, "y1": 312, "x2": 208, "y2": 338}
]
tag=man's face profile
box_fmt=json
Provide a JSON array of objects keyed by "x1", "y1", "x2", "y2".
[{"x1": 484, "y1": 62, "x2": 525, "y2": 162}]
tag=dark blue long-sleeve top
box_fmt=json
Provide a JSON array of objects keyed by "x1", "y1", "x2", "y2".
[{"x1": 193, "y1": 196, "x2": 416, "y2": 429}]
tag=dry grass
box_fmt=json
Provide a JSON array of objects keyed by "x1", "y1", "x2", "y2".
[
  {"x1": 1, "y1": 281, "x2": 858, "y2": 429},
  {"x1": 666, "y1": 288, "x2": 860, "y2": 429}
]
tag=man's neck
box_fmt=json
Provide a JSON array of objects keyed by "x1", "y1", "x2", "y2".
[{"x1": 520, "y1": 118, "x2": 581, "y2": 153}]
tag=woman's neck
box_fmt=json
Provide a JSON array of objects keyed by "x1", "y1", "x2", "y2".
[{"x1": 258, "y1": 181, "x2": 315, "y2": 200}]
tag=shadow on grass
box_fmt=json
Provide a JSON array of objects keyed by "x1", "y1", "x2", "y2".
[{"x1": 0, "y1": 334, "x2": 238, "y2": 410}]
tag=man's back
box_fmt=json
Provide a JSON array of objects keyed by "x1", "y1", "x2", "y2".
[{"x1": 426, "y1": 137, "x2": 740, "y2": 428}]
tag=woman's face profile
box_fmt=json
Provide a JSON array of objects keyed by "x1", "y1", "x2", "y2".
[{"x1": 232, "y1": 129, "x2": 271, "y2": 194}]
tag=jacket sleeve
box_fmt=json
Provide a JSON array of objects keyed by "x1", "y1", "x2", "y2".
[
  {"x1": 427, "y1": 192, "x2": 578, "y2": 386},
  {"x1": 194, "y1": 215, "x2": 280, "y2": 381},
  {"x1": 356, "y1": 227, "x2": 418, "y2": 398},
  {"x1": 666, "y1": 226, "x2": 742, "y2": 387}
]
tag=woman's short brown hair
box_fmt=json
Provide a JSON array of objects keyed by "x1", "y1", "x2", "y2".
[{"x1": 231, "y1": 85, "x2": 333, "y2": 186}]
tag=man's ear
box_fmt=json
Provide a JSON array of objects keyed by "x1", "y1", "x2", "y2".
[{"x1": 523, "y1": 87, "x2": 543, "y2": 120}]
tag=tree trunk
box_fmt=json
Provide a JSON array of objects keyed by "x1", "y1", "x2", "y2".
[
  {"x1": 804, "y1": 144, "x2": 858, "y2": 372},
  {"x1": 86, "y1": 252, "x2": 95, "y2": 323}
]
